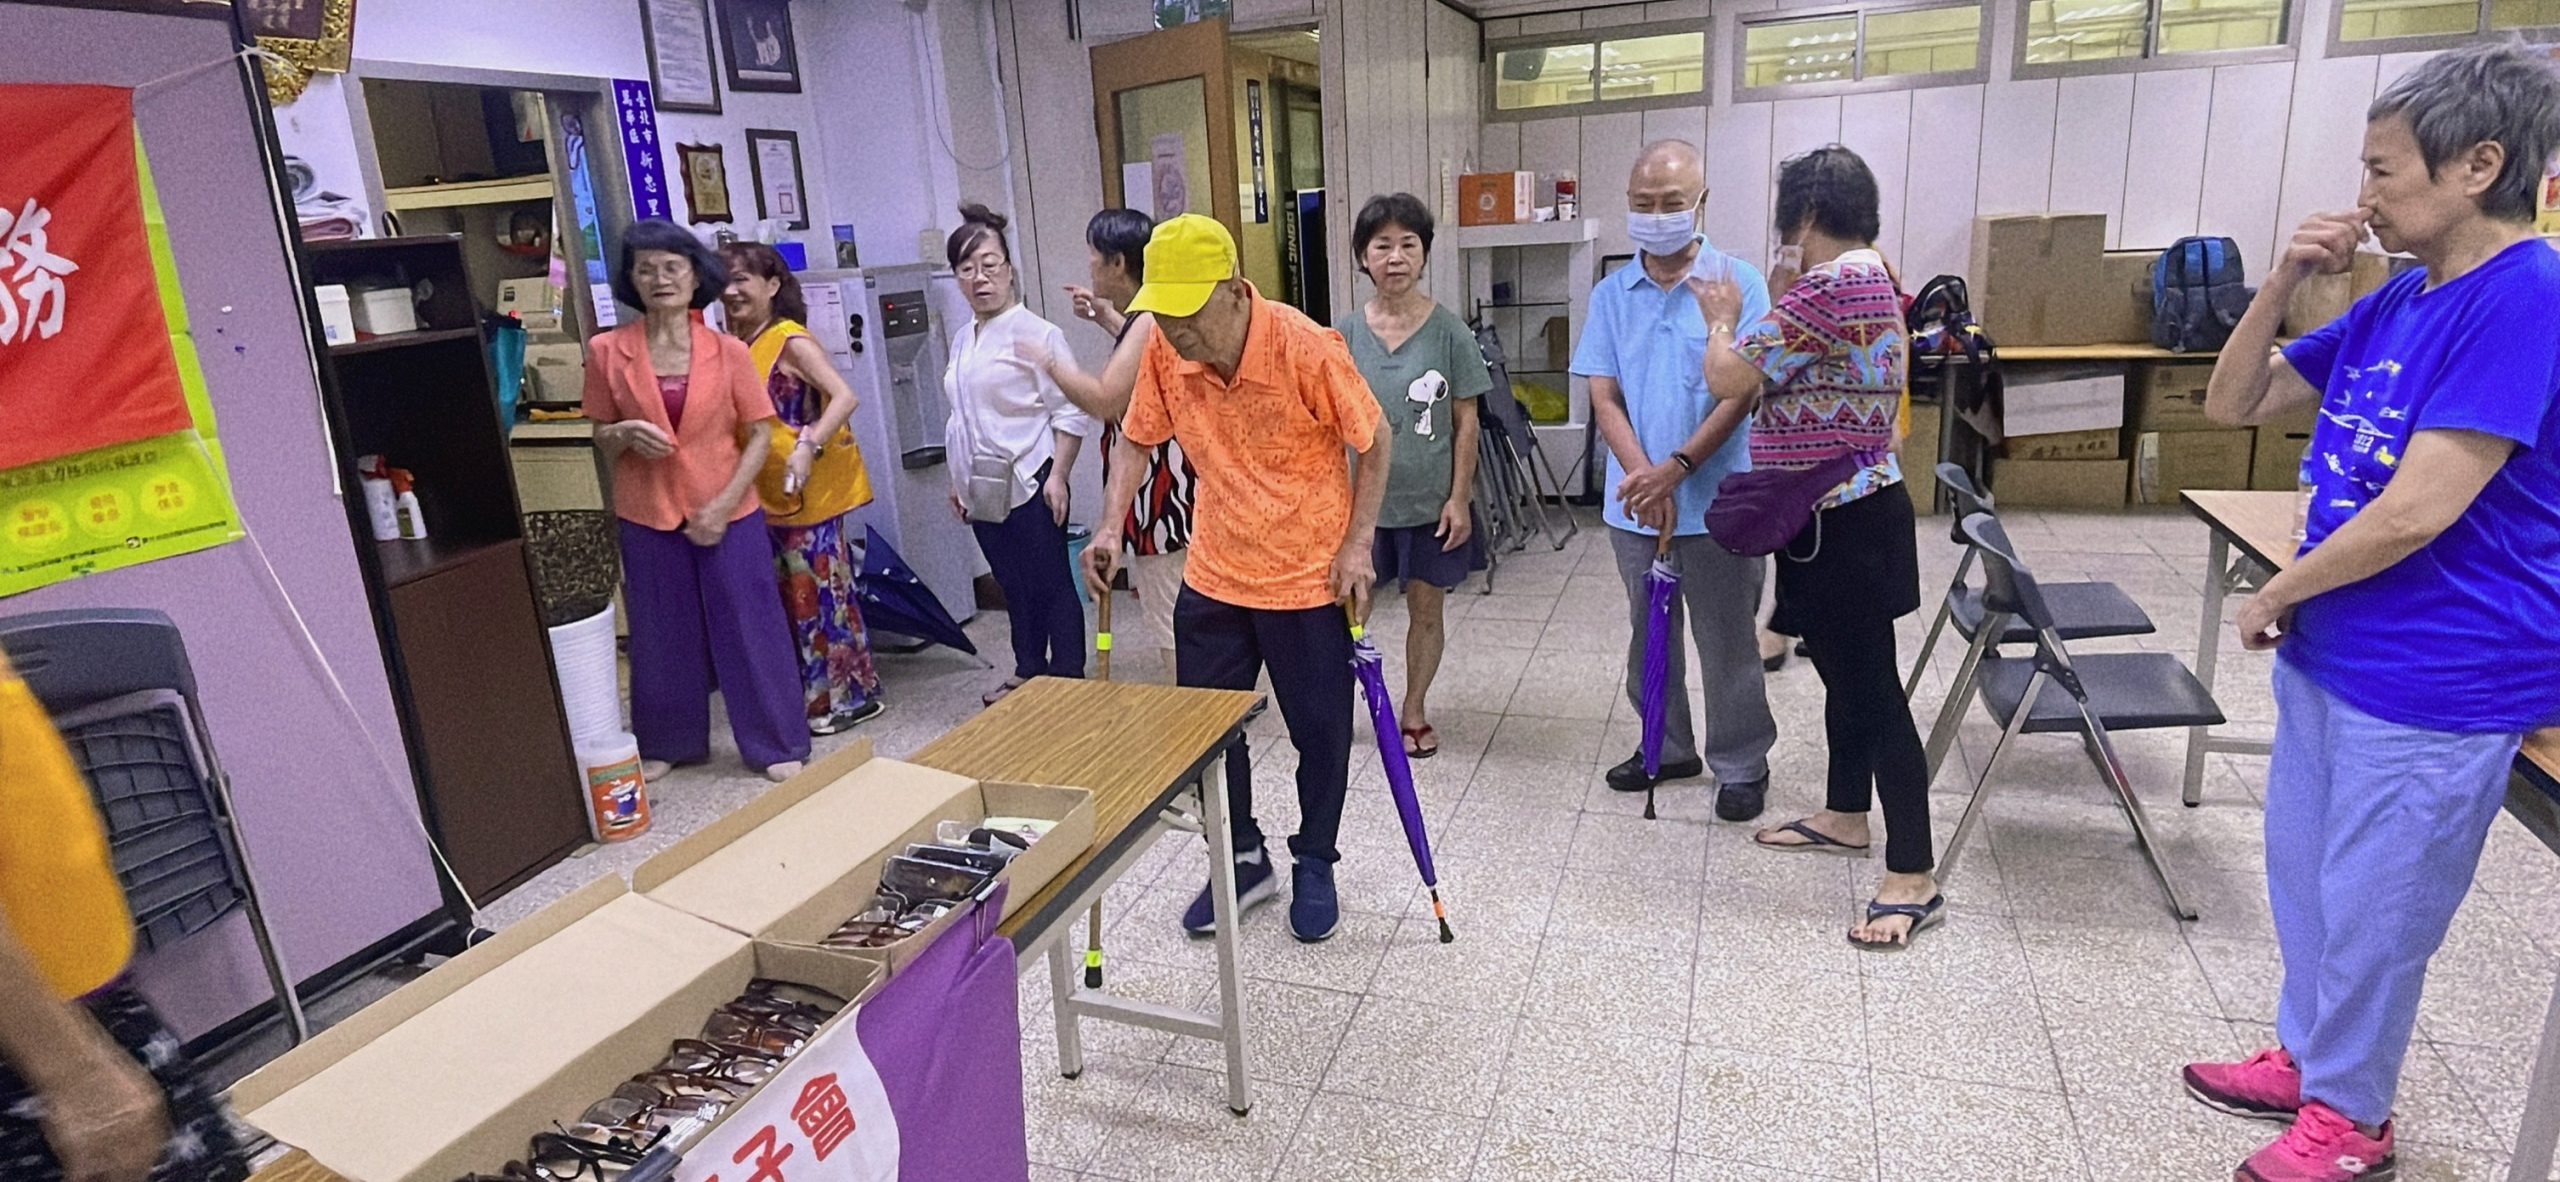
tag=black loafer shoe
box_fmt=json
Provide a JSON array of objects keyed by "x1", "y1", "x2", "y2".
[
  {"x1": 1607, "y1": 753, "x2": 1705, "y2": 793},
  {"x1": 1715, "y1": 777, "x2": 1770, "y2": 822}
]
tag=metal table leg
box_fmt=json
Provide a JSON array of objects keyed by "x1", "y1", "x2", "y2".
[
  {"x1": 1195, "y1": 752, "x2": 1254, "y2": 1115},
  {"x1": 2183, "y1": 532, "x2": 2231, "y2": 807},
  {"x1": 2509, "y1": 972, "x2": 2560, "y2": 1182},
  {"x1": 1047, "y1": 936, "x2": 1085, "y2": 1079}
]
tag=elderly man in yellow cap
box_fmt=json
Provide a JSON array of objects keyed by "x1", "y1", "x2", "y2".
[{"x1": 1083, "y1": 214, "x2": 1392, "y2": 943}]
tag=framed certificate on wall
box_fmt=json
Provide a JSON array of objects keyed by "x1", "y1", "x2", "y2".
[{"x1": 640, "y1": 0, "x2": 721, "y2": 114}]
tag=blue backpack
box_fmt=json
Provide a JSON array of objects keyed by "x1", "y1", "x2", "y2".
[
  {"x1": 2150, "y1": 235, "x2": 2252, "y2": 353},
  {"x1": 2150, "y1": 236, "x2": 2251, "y2": 353}
]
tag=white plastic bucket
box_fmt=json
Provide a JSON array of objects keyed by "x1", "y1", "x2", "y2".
[
  {"x1": 577, "y1": 730, "x2": 650, "y2": 842},
  {"x1": 547, "y1": 605, "x2": 622, "y2": 746}
]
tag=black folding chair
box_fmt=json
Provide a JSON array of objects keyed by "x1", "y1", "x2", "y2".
[
  {"x1": 1935, "y1": 514, "x2": 2218, "y2": 921},
  {"x1": 0, "y1": 609, "x2": 307, "y2": 1040},
  {"x1": 1910, "y1": 463, "x2": 2157, "y2": 781}
]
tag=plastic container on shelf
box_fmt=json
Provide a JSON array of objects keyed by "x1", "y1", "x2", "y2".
[{"x1": 577, "y1": 730, "x2": 650, "y2": 842}]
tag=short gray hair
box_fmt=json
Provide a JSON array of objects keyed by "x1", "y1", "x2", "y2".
[{"x1": 2367, "y1": 41, "x2": 2560, "y2": 222}]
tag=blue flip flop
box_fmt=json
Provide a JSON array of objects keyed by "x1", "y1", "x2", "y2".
[
  {"x1": 1752, "y1": 819, "x2": 1871, "y2": 857},
  {"x1": 1850, "y1": 893, "x2": 1945, "y2": 952}
]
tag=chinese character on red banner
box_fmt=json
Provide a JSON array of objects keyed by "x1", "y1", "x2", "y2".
[
  {"x1": 792, "y1": 1073, "x2": 857, "y2": 1160},
  {"x1": 0, "y1": 84, "x2": 192, "y2": 472}
]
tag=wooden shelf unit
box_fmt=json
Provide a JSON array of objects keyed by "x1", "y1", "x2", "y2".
[{"x1": 305, "y1": 234, "x2": 588, "y2": 902}]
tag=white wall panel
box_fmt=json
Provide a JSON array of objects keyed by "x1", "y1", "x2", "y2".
[
  {"x1": 2375, "y1": 51, "x2": 2435, "y2": 95},
  {"x1": 2048, "y1": 73, "x2": 2136, "y2": 242},
  {"x1": 1482, "y1": 120, "x2": 1523, "y2": 170},
  {"x1": 2119, "y1": 68, "x2": 2213, "y2": 247},
  {"x1": 1840, "y1": 89, "x2": 1913, "y2": 265},
  {"x1": 1705, "y1": 101, "x2": 1775, "y2": 262},
  {"x1": 1584, "y1": 109, "x2": 1647, "y2": 257},
  {"x1": 2273, "y1": 54, "x2": 2379, "y2": 271},
  {"x1": 1519, "y1": 12, "x2": 1583, "y2": 33},
  {"x1": 1975, "y1": 77, "x2": 2058, "y2": 214},
  {"x1": 2199, "y1": 60, "x2": 2298, "y2": 278},
  {"x1": 1642, "y1": 105, "x2": 1710, "y2": 156},
  {"x1": 1645, "y1": 0, "x2": 1712, "y2": 19},
  {"x1": 1904, "y1": 83, "x2": 1984, "y2": 284},
  {"x1": 1518, "y1": 115, "x2": 1585, "y2": 178}
]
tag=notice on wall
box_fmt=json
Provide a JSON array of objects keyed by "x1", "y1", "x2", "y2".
[
  {"x1": 1150, "y1": 133, "x2": 1189, "y2": 220},
  {"x1": 1246, "y1": 79, "x2": 1268, "y2": 224},
  {"x1": 674, "y1": 1016, "x2": 900, "y2": 1182},
  {"x1": 613, "y1": 79, "x2": 674, "y2": 223},
  {"x1": 0, "y1": 84, "x2": 240, "y2": 598}
]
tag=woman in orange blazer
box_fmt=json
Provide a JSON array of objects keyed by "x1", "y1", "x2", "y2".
[{"x1": 581, "y1": 220, "x2": 809, "y2": 782}]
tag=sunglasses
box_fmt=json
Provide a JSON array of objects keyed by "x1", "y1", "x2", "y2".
[
  {"x1": 525, "y1": 1130, "x2": 660, "y2": 1181},
  {"x1": 657, "y1": 1039, "x2": 782, "y2": 1087}
]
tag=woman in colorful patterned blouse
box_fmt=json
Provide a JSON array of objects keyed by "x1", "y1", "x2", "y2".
[{"x1": 1693, "y1": 145, "x2": 1938, "y2": 949}]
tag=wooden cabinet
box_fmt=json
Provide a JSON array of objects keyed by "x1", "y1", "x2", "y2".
[{"x1": 307, "y1": 235, "x2": 587, "y2": 902}]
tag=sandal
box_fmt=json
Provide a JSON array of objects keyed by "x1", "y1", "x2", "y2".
[
  {"x1": 1849, "y1": 893, "x2": 1945, "y2": 952},
  {"x1": 1752, "y1": 819, "x2": 1871, "y2": 857},
  {"x1": 982, "y1": 677, "x2": 1026, "y2": 706},
  {"x1": 1400, "y1": 724, "x2": 1439, "y2": 759}
]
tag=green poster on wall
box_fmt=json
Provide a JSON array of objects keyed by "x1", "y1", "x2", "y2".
[{"x1": 1154, "y1": 0, "x2": 1232, "y2": 29}]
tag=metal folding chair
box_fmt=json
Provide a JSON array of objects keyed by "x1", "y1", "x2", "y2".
[
  {"x1": 1911, "y1": 463, "x2": 2157, "y2": 781},
  {"x1": 1934, "y1": 515, "x2": 2219, "y2": 921},
  {"x1": 0, "y1": 609, "x2": 307, "y2": 1041}
]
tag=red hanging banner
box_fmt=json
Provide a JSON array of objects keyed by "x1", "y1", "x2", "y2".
[{"x1": 0, "y1": 84, "x2": 193, "y2": 472}]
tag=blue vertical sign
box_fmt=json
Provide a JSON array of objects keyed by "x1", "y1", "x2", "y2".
[
  {"x1": 1246, "y1": 79, "x2": 1269, "y2": 224},
  {"x1": 612, "y1": 79, "x2": 672, "y2": 223}
]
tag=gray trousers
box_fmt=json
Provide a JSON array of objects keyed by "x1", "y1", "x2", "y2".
[{"x1": 1611, "y1": 526, "x2": 1778, "y2": 784}]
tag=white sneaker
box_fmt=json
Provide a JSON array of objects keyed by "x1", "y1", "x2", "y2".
[
  {"x1": 763, "y1": 760, "x2": 805, "y2": 783},
  {"x1": 640, "y1": 759, "x2": 673, "y2": 783}
]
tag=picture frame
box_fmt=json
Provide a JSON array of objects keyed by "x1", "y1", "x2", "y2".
[
  {"x1": 745, "y1": 129, "x2": 809, "y2": 231},
  {"x1": 677, "y1": 143, "x2": 733, "y2": 224},
  {"x1": 239, "y1": 0, "x2": 357, "y2": 106},
  {"x1": 640, "y1": 0, "x2": 722, "y2": 114},
  {"x1": 716, "y1": 0, "x2": 802, "y2": 95}
]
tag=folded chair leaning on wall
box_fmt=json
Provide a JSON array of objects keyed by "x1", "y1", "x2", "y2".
[
  {"x1": 1932, "y1": 513, "x2": 2220, "y2": 922},
  {"x1": 0, "y1": 608, "x2": 307, "y2": 1042},
  {"x1": 1907, "y1": 463, "x2": 2157, "y2": 782}
]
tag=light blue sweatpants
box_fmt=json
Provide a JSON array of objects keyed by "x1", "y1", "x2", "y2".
[{"x1": 2266, "y1": 656, "x2": 2521, "y2": 1126}]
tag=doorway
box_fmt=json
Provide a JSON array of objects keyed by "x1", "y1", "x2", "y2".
[{"x1": 1087, "y1": 20, "x2": 1330, "y2": 324}]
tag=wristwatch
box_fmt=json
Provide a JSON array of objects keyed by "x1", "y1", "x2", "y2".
[
  {"x1": 1669, "y1": 451, "x2": 1696, "y2": 473},
  {"x1": 796, "y1": 436, "x2": 823, "y2": 456}
]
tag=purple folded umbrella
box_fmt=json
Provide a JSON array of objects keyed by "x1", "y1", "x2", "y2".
[
  {"x1": 1349, "y1": 609, "x2": 1453, "y2": 943},
  {"x1": 1639, "y1": 535, "x2": 1678, "y2": 821}
]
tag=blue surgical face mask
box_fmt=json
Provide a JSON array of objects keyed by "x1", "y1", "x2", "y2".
[{"x1": 1625, "y1": 206, "x2": 1701, "y2": 257}]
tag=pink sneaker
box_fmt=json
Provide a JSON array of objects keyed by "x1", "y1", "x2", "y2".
[
  {"x1": 2236, "y1": 1102, "x2": 2396, "y2": 1181},
  {"x1": 2186, "y1": 1047, "x2": 2304, "y2": 1122}
]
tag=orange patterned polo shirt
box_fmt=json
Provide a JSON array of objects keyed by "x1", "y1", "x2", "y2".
[{"x1": 1123, "y1": 285, "x2": 1382, "y2": 611}]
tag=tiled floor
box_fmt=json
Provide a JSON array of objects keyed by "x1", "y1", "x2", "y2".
[{"x1": 238, "y1": 505, "x2": 2560, "y2": 1180}]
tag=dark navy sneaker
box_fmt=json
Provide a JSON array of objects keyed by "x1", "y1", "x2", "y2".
[
  {"x1": 1182, "y1": 845, "x2": 1278, "y2": 936},
  {"x1": 1289, "y1": 858, "x2": 1340, "y2": 943},
  {"x1": 1716, "y1": 777, "x2": 1770, "y2": 822}
]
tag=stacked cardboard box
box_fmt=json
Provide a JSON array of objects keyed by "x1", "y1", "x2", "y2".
[{"x1": 1970, "y1": 214, "x2": 2159, "y2": 346}]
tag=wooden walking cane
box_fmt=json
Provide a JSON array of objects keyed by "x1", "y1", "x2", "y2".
[{"x1": 1083, "y1": 591, "x2": 1112, "y2": 989}]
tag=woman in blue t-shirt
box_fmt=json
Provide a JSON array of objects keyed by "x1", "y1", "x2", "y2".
[{"x1": 2185, "y1": 42, "x2": 2560, "y2": 1182}]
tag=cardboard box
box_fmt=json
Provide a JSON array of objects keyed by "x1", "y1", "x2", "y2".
[
  {"x1": 2131, "y1": 361, "x2": 2223, "y2": 433},
  {"x1": 2132, "y1": 429, "x2": 2255, "y2": 505},
  {"x1": 635, "y1": 739, "x2": 1095, "y2": 975},
  {"x1": 232, "y1": 879, "x2": 883, "y2": 1182},
  {"x1": 2252, "y1": 427, "x2": 2313, "y2": 490},
  {"x1": 2005, "y1": 427, "x2": 2121, "y2": 462},
  {"x1": 2001, "y1": 365, "x2": 2125, "y2": 437},
  {"x1": 522, "y1": 340, "x2": 587, "y2": 404},
  {"x1": 1902, "y1": 401, "x2": 1942, "y2": 513},
  {"x1": 1969, "y1": 213, "x2": 2113, "y2": 346},
  {"x1": 1458, "y1": 171, "x2": 1536, "y2": 227},
  {"x1": 2095, "y1": 249, "x2": 2159, "y2": 343},
  {"x1": 1990, "y1": 458, "x2": 2130, "y2": 509},
  {"x1": 2282, "y1": 250, "x2": 2397, "y2": 336}
]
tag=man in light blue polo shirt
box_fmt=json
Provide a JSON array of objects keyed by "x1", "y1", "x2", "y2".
[{"x1": 1571, "y1": 138, "x2": 1778, "y2": 820}]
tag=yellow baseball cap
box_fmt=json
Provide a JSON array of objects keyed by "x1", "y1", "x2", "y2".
[{"x1": 1126, "y1": 214, "x2": 1238, "y2": 318}]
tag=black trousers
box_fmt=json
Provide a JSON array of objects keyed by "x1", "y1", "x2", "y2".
[
  {"x1": 1175, "y1": 585, "x2": 1354, "y2": 864},
  {"x1": 0, "y1": 985, "x2": 249, "y2": 1182},
  {"x1": 969, "y1": 462, "x2": 1086, "y2": 682},
  {"x1": 1776, "y1": 484, "x2": 1936, "y2": 875}
]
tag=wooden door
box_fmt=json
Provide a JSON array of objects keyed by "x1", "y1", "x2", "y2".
[{"x1": 1089, "y1": 18, "x2": 1242, "y2": 245}]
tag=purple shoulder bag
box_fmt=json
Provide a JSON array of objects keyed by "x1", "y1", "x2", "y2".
[{"x1": 1702, "y1": 451, "x2": 1870, "y2": 558}]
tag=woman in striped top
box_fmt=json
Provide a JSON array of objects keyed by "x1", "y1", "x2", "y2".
[{"x1": 1693, "y1": 145, "x2": 1940, "y2": 950}]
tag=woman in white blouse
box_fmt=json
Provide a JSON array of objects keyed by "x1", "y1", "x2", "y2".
[{"x1": 943, "y1": 203, "x2": 1100, "y2": 705}]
